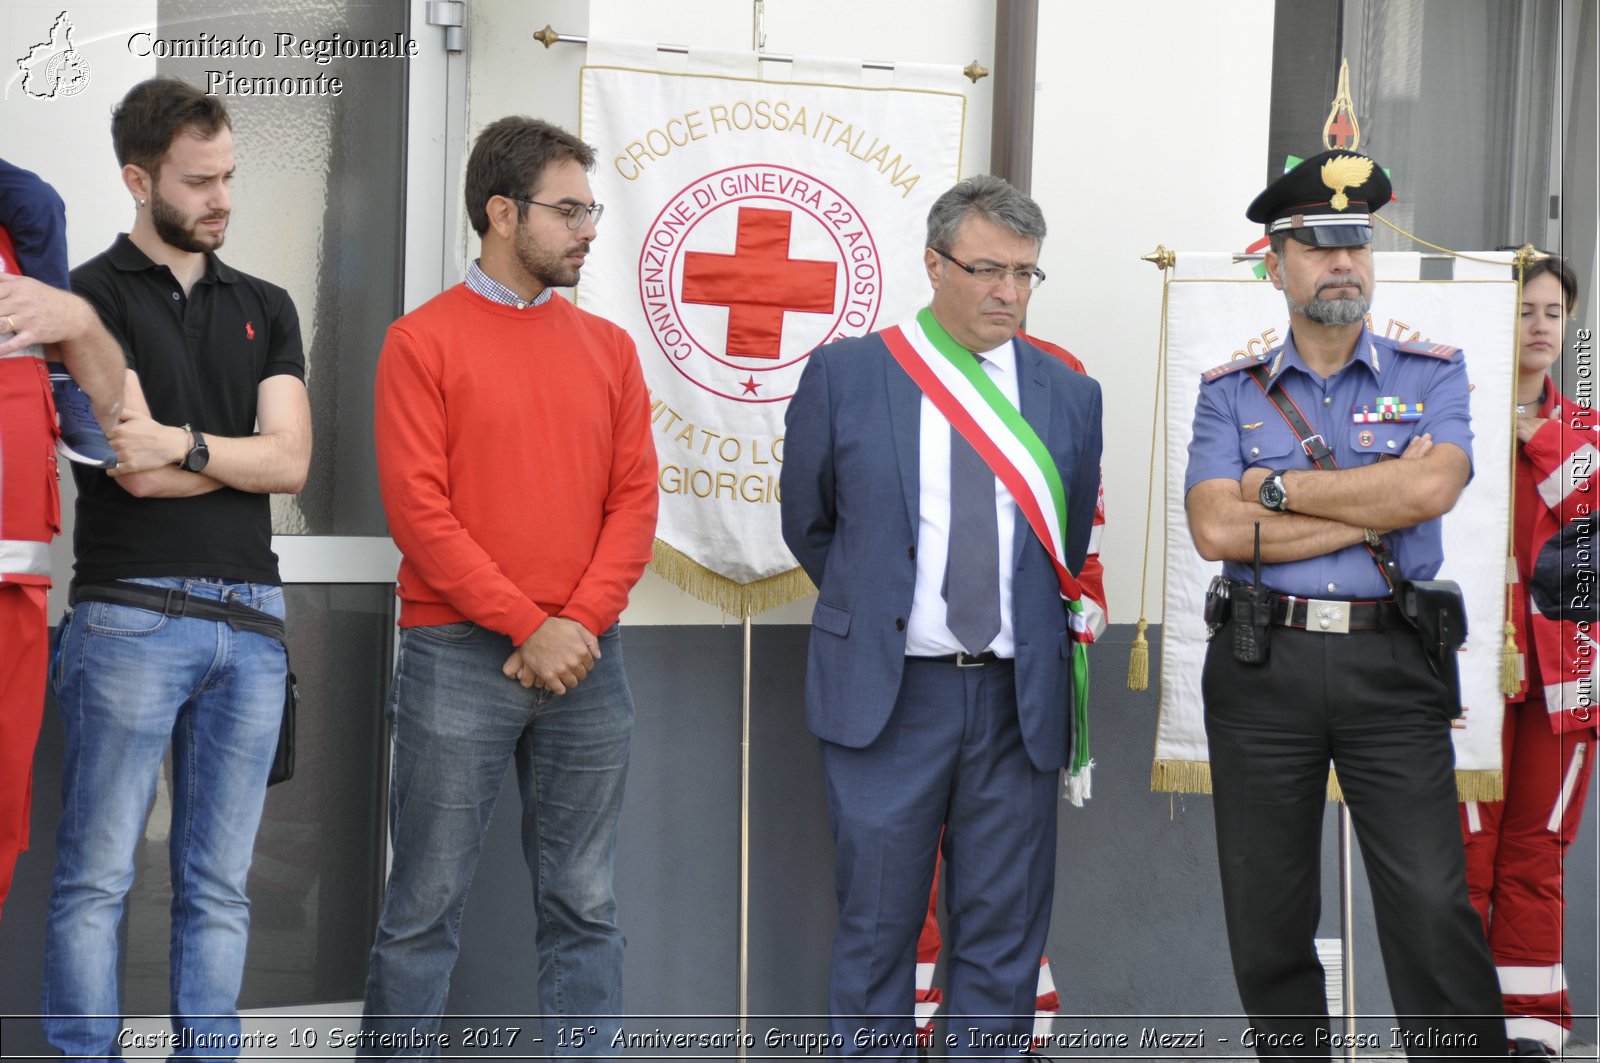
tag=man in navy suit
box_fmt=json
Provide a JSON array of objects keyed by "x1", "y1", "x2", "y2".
[{"x1": 781, "y1": 175, "x2": 1103, "y2": 1057}]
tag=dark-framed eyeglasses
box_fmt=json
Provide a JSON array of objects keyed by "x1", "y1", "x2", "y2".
[
  {"x1": 507, "y1": 196, "x2": 605, "y2": 230},
  {"x1": 931, "y1": 246, "x2": 1045, "y2": 290}
]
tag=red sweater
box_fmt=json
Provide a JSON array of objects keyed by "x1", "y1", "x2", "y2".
[{"x1": 375, "y1": 285, "x2": 658, "y2": 643}]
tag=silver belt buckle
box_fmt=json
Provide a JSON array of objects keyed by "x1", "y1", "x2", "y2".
[
  {"x1": 1306, "y1": 599, "x2": 1351, "y2": 634},
  {"x1": 954, "y1": 651, "x2": 985, "y2": 668}
]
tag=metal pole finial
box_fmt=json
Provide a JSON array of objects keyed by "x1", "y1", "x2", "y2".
[{"x1": 1142, "y1": 246, "x2": 1176, "y2": 270}]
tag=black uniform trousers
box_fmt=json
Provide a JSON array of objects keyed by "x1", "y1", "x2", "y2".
[{"x1": 1202, "y1": 615, "x2": 1503, "y2": 1059}]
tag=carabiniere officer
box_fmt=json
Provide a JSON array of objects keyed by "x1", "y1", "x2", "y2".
[{"x1": 1183, "y1": 149, "x2": 1505, "y2": 1058}]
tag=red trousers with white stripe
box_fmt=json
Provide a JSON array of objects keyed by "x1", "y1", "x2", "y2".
[
  {"x1": 0, "y1": 581, "x2": 47, "y2": 921},
  {"x1": 914, "y1": 851, "x2": 1058, "y2": 1048},
  {"x1": 1460, "y1": 695, "x2": 1596, "y2": 1050}
]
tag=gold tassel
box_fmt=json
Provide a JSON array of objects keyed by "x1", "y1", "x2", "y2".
[
  {"x1": 1500, "y1": 620, "x2": 1520, "y2": 697},
  {"x1": 1127, "y1": 617, "x2": 1150, "y2": 691}
]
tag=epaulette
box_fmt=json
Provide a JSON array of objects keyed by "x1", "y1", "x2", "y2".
[
  {"x1": 1200, "y1": 352, "x2": 1270, "y2": 383},
  {"x1": 1397, "y1": 339, "x2": 1461, "y2": 360}
]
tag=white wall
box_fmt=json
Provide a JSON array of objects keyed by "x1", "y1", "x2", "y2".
[
  {"x1": 1027, "y1": 0, "x2": 1276, "y2": 624},
  {"x1": 1, "y1": 4, "x2": 158, "y2": 261}
]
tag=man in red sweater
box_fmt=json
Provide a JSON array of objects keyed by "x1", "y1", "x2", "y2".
[{"x1": 362, "y1": 117, "x2": 658, "y2": 1054}]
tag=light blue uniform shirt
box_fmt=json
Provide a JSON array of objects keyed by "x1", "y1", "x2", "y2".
[{"x1": 1184, "y1": 326, "x2": 1474, "y2": 599}]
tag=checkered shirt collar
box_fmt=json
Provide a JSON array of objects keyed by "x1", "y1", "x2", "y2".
[{"x1": 465, "y1": 260, "x2": 552, "y2": 309}]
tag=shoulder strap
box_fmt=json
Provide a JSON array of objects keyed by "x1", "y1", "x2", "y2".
[{"x1": 1244, "y1": 365, "x2": 1401, "y2": 590}]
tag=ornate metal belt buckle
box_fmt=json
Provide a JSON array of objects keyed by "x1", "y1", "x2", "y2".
[{"x1": 1306, "y1": 599, "x2": 1350, "y2": 634}]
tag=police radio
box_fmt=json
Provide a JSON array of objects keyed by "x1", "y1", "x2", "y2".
[{"x1": 1231, "y1": 522, "x2": 1272, "y2": 664}]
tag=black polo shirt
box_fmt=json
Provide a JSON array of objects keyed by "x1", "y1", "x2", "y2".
[{"x1": 68, "y1": 234, "x2": 305, "y2": 588}]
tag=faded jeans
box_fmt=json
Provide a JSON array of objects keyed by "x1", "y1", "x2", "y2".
[
  {"x1": 42, "y1": 577, "x2": 286, "y2": 1062},
  {"x1": 361, "y1": 621, "x2": 633, "y2": 1059}
]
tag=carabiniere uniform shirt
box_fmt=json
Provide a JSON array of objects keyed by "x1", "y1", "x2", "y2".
[
  {"x1": 67, "y1": 234, "x2": 306, "y2": 588},
  {"x1": 1185, "y1": 326, "x2": 1474, "y2": 600}
]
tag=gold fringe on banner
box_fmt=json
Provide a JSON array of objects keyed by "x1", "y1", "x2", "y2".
[
  {"x1": 649, "y1": 538, "x2": 816, "y2": 618},
  {"x1": 1150, "y1": 759, "x2": 1212, "y2": 795},
  {"x1": 1153, "y1": 760, "x2": 1501, "y2": 803}
]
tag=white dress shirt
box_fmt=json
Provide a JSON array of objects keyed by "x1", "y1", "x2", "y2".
[{"x1": 904, "y1": 337, "x2": 1019, "y2": 658}]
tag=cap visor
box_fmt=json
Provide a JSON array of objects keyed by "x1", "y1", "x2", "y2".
[{"x1": 1289, "y1": 225, "x2": 1372, "y2": 248}]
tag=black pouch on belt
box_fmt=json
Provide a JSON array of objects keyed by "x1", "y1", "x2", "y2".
[
  {"x1": 1398, "y1": 578, "x2": 1467, "y2": 710},
  {"x1": 1203, "y1": 575, "x2": 1232, "y2": 640}
]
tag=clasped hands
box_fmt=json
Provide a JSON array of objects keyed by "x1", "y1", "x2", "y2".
[{"x1": 502, "y1": 616, "x2": 601, "y2": 695}]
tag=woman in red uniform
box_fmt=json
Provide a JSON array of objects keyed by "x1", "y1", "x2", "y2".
[{"x1": 1461, "y1": 253, "x2": 1592, "y2": 1055}]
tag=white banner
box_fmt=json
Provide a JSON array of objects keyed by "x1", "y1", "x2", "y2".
[
  {"x1": 578, "y1": 46, "x2": 967, "y2": 614},
  {"x1": 1152, "y1": 255, "x2": 1518, "y2": 799}
]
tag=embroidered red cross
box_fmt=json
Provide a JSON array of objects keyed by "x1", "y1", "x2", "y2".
[
  {"x1": 681, "y1": 207, "x2": 837, "y2": 359},
  {"x1": 1327, "y1": 110, "x2": 1356, "y2": 148}
]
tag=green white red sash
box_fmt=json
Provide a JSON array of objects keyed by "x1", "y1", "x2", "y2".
[{"x1": 882, "y1": 307, "x2": 1094, "y2": 795}]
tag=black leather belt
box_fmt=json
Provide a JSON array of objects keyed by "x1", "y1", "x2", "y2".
[
  {"x1": 907, "y1": 650, "x2": 1009, "y2": 667},
  {"x1": 70, "y1": 580, "x2": 286, "y2": 641},
  {"x1": 1269, "y1": 594, "x2": 1404, "y2": 633}
]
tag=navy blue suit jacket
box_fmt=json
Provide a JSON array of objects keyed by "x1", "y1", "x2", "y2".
[{"x1": 780, "y1": 328, "x2": 1104, "y2": 772}]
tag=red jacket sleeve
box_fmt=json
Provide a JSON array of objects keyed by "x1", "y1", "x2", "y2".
[{"x1": 1522, "y1": 389, "x2": 1600, "y2": 524}]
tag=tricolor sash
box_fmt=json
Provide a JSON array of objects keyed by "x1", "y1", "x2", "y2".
[{"x1": 882, "y1": 308, "x2": 1094, "y2": 797}]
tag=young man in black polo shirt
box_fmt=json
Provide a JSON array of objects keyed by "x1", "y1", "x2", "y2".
[{"x1": 41, "y1": 77, "x2": 311, "y2": 1058}]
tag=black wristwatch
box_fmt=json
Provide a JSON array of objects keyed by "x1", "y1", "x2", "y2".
[
  {"x1": 1258, "y1": 469, "x2": 1290, "y2": 511},
  {"x1": 179, "y1": 424, "x2": 210, "y2": 473}
]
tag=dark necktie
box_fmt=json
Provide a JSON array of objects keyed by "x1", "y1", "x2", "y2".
[{"x1": 944, "y1": 422, "x2": 1001, "y2": 654}]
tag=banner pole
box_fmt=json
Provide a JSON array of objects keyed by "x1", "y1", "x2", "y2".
[
  {"x1": 1339, "y1": 803, "x2": 1356, "y2": 1060},
  {"x1": 738, "y1": 9, "x2": 763, "y2": 1051},
  {"x1": 738, "y1": 612, "x2": 753, "y2": 1059}
]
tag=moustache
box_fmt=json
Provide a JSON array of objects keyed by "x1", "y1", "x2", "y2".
[{"x1": 1316, "y1": 278, "x2": 1364, "y2": 297}]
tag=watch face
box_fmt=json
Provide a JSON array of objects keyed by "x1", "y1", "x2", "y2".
[
  {"x1": 185, "y1": 441, "x2": 210, "y2": 473},
  {"x1": 1260, "y1": 478, "x2": 1285, "y2": 510}
]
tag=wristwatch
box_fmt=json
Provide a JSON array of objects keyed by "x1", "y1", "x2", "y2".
[
  {"x1": 179, "y1": 424, "x2": 210, "y2": 473},
  {"x1": 1258, "y1": 469, "x2": 1290, "y2": 511}
]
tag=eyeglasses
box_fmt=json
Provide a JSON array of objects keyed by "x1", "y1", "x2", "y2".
[
  {"x1": 932, "y1": 247, "x2": 1046, "y2": 290},
  {"x1": 507, "y1": 196, "x2": 605, "y2": 230}
]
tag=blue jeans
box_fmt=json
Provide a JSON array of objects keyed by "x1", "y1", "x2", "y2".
[
  {"x1": 42, "y1": 577, "x2": 287, "y2": 1062},
  {"x1": 361, "y1": 621, "x2": 634, "y2": 1059}
]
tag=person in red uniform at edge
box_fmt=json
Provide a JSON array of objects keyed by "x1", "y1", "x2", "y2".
[
  {"x1": 911, "y1": 330, "x2": 1107, "y2": 1051},
  {"x1": 0, "y1": 159, "x2": 124, "y2": 921},
  {"x1": 1460, "y1": 254, "x2": 1593, "y2": 1056}
]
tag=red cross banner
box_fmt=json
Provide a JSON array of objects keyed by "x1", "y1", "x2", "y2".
[{"x1": 579, "y1": 42, "x2": 967, "y2": 615}]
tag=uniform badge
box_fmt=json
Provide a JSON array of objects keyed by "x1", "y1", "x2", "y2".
[
  {"x1": 1242, "y1": 421, "x2": 1264, "y2": 430},
  {"x1": 1321, "y1": 154, "x2": 1374, "y2": 212},
  {"x1": 1353, "y1": 396, "x2": 1422, "y2": 424},
  {"x1": 1358, "y1": 429, "x2": 1374, "y2": 447}
]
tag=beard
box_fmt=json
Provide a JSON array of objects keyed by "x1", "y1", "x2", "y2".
[
  {"x1": 514, "y1": 223, "x2": 587, "y2": 290},
  {"x1": 150, "y1": 186, "x2": 227, "y2": 253},
  {"x1": 1287, "y1": 279, "x2": 1370, "y2": 327}
]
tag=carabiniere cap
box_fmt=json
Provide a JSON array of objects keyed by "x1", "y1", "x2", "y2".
[{"x1": 1246, "y1": 149, "x2": 1392, "y2": 248}]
